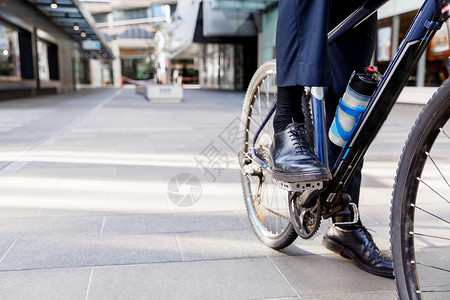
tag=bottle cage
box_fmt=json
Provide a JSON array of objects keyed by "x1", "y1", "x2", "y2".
[{"x1": 332, "y1": 98, "x2": 366, "y2": 145}]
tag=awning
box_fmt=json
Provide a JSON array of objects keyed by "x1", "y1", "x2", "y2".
[{"x1": 27, "y1": 0, "x2": 114, "y2": 59}]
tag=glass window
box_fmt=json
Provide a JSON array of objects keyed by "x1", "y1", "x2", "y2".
[
  {"x1": 148, "y1": 5, "x2": 171, "y2": 24},
  {"x1": 150, "y1": 5, "x2": 165, "y2": 18},
  {"x1": 0, "y1": 23, "x2": 20, "y2": 78},
  {"x1": 93, "y1": 13, "x2": 109, "y2": 23},
  {"x1": 149, "y1": 5, "x2": 172, "y2": 21},
  {"x1": 113, "y1": 9, "x2": 148, "y2": 22},
  {"x1": 37, "y1": 39, "x2": 59, "y2": 81}
]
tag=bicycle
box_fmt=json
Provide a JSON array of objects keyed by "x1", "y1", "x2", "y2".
[{"x1": 238, "y1": 0, "x2": 450, "y2": 299}]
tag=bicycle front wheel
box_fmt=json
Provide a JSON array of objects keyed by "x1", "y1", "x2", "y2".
[{"x1": 391, "y1": 79, "x2": 450, "y2": 299}]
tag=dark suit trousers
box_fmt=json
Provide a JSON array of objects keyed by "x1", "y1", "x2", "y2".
[{"x1": 275, "y1": 0, "x2": 377, "y2": 205}]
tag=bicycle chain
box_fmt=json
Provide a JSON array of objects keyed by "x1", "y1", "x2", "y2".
[{"x1": 256, "y1": 201, "x2": 291, "y2": 221}]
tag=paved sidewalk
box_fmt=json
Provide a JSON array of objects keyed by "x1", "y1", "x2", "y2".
[{"x1": 0, "y1": 87, "x2": 425, "y2": 299}]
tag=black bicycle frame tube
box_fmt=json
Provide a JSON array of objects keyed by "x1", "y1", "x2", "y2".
[
  {"x1": 322, "y1": 0, "x2": 445, "y2": 218},
  {"x1": 328, "y1": 0, "x2": 390, "y2": 44}
]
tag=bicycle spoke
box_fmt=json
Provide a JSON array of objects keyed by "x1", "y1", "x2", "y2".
[
  {"x1": 247, "y1": 115, "x2": 260, "y2": 128},
  {"x1": 265, "y1": 180, "x2": 273, "y2": 232},
  {"x1": 441, "y1": 127, "x2": 450, "y2": 140},
  {"x1": 255, "y1": 90, "x2": 261, "y2": 125},
  {"x1": 267, "y1": 179, "x2": 275, "y2": 232},
  {"x1": 265, "y1": 77, "x2": 270, "y2": 110},
  {"x1": 425, "y1": 151, "x2": 450, "y2": 188},
  {"x1": 414, "y1": 261, "x2": 450, "y2": 273},
  {"x1": 412, "y1": 203, "x2": 450, "y2": 226},
  {"x1": 421, "y1": 289, "x2": 450, "y2": 293},
  {"x1": 272, "y1": 181, "x2": 279, "y2": 234},
  {"x1": 416, "y1": 177, "x2": 450, "y2": 205},
  {"x1": 411, "y1": 231, "x2": 450, "y2": 241}
]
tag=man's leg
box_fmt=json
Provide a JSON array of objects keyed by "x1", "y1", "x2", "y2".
[
  {"x1": 271, "y1": 0, "x2": 331, "y2": 182},
  {"x1": 322, "y1": 1, "x2": 394, "y2": 278}
]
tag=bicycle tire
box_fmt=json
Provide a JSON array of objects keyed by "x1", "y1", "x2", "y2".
[
  {"x1": 391, "y1": 79, "x2": 450, "y2": 299},
  {"x1": 239, "y1": 60, "x2": 299, "y2": 249}
]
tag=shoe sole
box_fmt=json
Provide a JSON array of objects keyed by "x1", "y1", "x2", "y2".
[
  {"x1": 271, "y1": 169, "x2": 332, "y2": 182},
  {"x1": 322, "y1": 236, "x2": 395, "y2": 279}
]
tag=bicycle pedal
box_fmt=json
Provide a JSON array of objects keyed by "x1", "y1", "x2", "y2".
[{"x1": 275, "y1": 180, "x2": 323, "y2": 192}]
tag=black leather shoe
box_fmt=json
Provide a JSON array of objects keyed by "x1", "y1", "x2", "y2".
[
  {"x1": 270, "y1": 122, "x2": 331, "y2": 182},
  {"x1": 323, "y1": 223, "x2": 394, "y2": 278}
]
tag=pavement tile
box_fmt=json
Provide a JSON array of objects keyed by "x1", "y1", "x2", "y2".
[
  {"x1": 176, "y1": 229, "x2": 306, "y2": 261},
  {"x1": 270, "y1": 254, "x2": 396, "y2": 297},
  {"x1": 0, "y1": 267, "x2": 91, "y2": 300},
  {"x1": 87, "y1": 258, "x2": 298, "y2": 300},
  {"x1": 0, "y1": 234, "x2": 181, "y2": 271},
  {"x1": 12, "y1": 162, "x2": 116, "y2": 179},
  {"x1": 0, "y1": 239, "x2": 15, "y2": 260},
  {"x1": 166, "y1": 182, "x2": 247, "y2": 213},
  {"x1": 0, "y1": 216, "x2": 102, "y2": 239},
  {"x1": 0, "y1": 207, "x2": 40, "y2": 218},
  {"x1": 414, "y1": 247, "x2": 450, "y2": 290},
  {"x1": 0, "y1": 89, "x2": 438, "y2": 298},
  {"x1": 101, "y1": 211, "x2": 246, "y2": 235},
  {"x1": 34, "y1": 191, "x2": 170, "y2": 217},
  {"x1": 302, "y1": 290, "x2": 398, "y2": 299}
]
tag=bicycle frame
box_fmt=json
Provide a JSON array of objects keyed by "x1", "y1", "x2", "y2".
[
  {"x1": 320, "y1": 0, "x2": 450, "y2": 218},
  {"x1": 250, "y1": 0, "x2": 450, "y2": 219}
]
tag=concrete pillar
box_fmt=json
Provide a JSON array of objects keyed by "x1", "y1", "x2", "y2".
[
  {"x1": 90, "y1": 58, "x2": 102, "y2": 87},
  {"x1": 111, "y1": 41, "x2": 122, "y2": 88}
]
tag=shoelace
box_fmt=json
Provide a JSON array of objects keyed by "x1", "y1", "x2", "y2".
[
  {"x1": 287, "y1": 124, "x2": 314, "y2": 154},
  {"x1": 357, "y1": 226, "x2": 383, "y2": 263}
]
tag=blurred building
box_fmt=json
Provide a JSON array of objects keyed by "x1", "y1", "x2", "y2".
[
  {"x1": 170, "y1": 0, "x2": 449, "y2": 90},
  {"x1": 0, "y1": 0, "x2": 114, "y2": 99},
  {"x1": 378, "y1": 0, "x2": 449, "y2": 87},
  {"x1": 1, "y1": 0, "x2": 445, "y2": 100},
  {"x1": 169, "y1": 0, "x2": 276, "y2": 90},
  {"x1": 81, "y1": 0, "x2": 176, "y2": 85}
]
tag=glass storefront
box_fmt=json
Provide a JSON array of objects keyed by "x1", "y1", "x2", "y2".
[
  {"x1": 0, "y1": 22, "x2": 20, "y2": 79},
  {"x1": 198, "y1": 43, "x2": 243, "y2": 90},
  {"x1": 37, "y1": 38, "x2": 59, "y2": 81},
  {"x1": 79, "y1": 53, "x2": 91, "y2": 84},
  {"x1": 172, "y1": 59, "x2": 199, "y2": 85},
  {"x1": 121, "y1": 56, "x2": 155, "y2": 80},
  {"x1": 426, "y1": 25, "x2": 449, "y2": 86},
  {"x1": 377, "y1": 11, "x2": 449, "y2": 87}
]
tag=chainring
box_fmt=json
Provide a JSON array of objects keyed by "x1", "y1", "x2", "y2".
[{"x1": 288, "y1": 192, "x2": 321, "y2": 239}]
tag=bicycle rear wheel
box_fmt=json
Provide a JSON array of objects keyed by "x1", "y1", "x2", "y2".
[
  {"x1": 239, "y1": 60, "x2": 307, "y2": 249},
  {"x1": 391, "y1": 79, "x2": 450, "y2": 299}
]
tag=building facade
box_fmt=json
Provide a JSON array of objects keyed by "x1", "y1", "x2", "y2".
[
  {"x1": 378, "y1": 0, "x2": 449, "y2": 87},
  {"x1": 0, "y1": 0, "x2": 114, "y2": 99},
  {"x1": 81, "y1": 0, "x2": 176, "y2": 86},
  {"x1": 170, "y1": 0, "x2": 450, "y2": 90},
  {"x1": 169, "y1": 0, "x2": 270, "y2": 90},
  {"x1": 257, "y1": 0, "x2": 448, "y2": 87}
]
